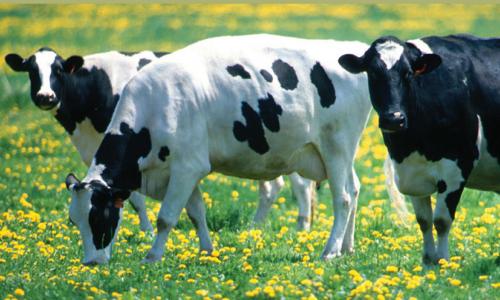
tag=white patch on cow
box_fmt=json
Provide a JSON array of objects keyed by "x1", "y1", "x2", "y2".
[
  {"x1": 34, "y1": 51, "x2": 57, "y2": 96},
  {"x1": 407, "y1": 39, "x2": 433, "y2": 54},
  {"x1": 375, "y1": 41, "x2": 404, "y2": 70},
  {"x1": 462, "y1": 77, "x2": 468, "y2": 86},
  {"x1": 70, "y1": 118, "x2": 103, "y2": 165},
  {"x1": 393, "y1": 152, "x2": 464, "y2": 197},
  {"x1": 84, "y1": 162, "x2": 107, "y2": 185},
  {"x1": 468, "y1": 116, "x2": 500, "y2": 191}
]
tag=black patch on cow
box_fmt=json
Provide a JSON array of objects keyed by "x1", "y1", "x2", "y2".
[
  {"x1": 158, "y1": 146, "x2": 170, "y2": 161},
  {"x1": 95, "y1": 122, "x2": 152, "y2": 190},
  {"x1": 437, "y1": 180, "x2": 447, "y2": 194},
  {"x1": 233, "y1": 102, "x2": 269, "y2": 154},
  {"x1": 271, "y1": 59, "x2": 298, "y2": 90},
  {"x1": 226, "y1": 64, "x2": 251, "y2": 79},
  {"x1": 260, "y1": 69, "x2": 273, "y2": 82},
  {"x1": 52, "y1": 66, "x2": 119, "y2": 135},
  {"x1": 153, "y1": 52, "x2": 169, "y2": 58},
  {"x1": 258, "y1": 93, "x2": 282, "y2": 132},
  {"x1": 444, "y1": 182, "x2": 465, "y2": 220},
  {"x1": 88, "y1": 182, "x2": 120, "y2": 249},
  {"x1": 310, "y1": 62, "x2": 336, "y2": 108},
  {"x1": 138, "y1": 58, "x2": 152, "y2": 70},
  {"x1": 119, "y1": 51, "x2": 137, "y2": 56}
]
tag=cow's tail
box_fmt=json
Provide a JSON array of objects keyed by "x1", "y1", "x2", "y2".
[
  {"x1": 309, "y1": 181, "x2": 318, "y2": 229},
  {"x1": 384, "y1": 156, "x2": 410, "y2": 226}
]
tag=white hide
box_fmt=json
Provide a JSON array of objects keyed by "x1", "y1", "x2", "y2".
[
  {"x1": 375, "y1": 40, "x2": 404, "y2": 70},
  {"x1": 34, "y1": 51, "x2": 57, "y2": 97}
]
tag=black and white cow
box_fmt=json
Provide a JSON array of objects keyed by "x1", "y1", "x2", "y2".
[
  {"x1": 5, "y1": 48, "x2": 316, "y2": 231},
  {"x1": 5, "y1": 48, "x2": 167, "y2": 231},
  {"x1": 65, "y1": 34, "x2": 372, "y2": 265},
  {"x1": 339, "y1": 34, "x2": 500, "y2": 265}
]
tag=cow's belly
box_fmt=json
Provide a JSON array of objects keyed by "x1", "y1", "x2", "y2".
[
  {"x1": 393, "y1": 152, "x2": 464, "y2": 197},
  {"x1": 212, "y1": 142, "x2": 327, "y2": 182}
]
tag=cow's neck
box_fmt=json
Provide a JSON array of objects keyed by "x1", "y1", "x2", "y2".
[{"x1": 54, "y1": 68, "x2": 118, "y2": 137}]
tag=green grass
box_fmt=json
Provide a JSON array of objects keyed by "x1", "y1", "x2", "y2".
[{"x1": 0, "y1": 4, "x2": 499, "y2": 300}]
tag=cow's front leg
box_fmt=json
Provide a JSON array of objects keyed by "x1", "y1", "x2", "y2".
[
  {"x1": 289, "y1": 173, "x2": 315, "y2": 231},
  {"x1": 434, "y1": 183, "x2": 464, "y2": 263},
  {"x1": 253, "y1": 177, "x2": 285, "y2": 224},
  {"x1": 320, "y1": 140, "x2": 355, "y2": 260},
  {"x1": 129, "y1": 192, "x2": 154, "y2": 232},
  {"x1": 143, "y1": 168, "x2": 205, "y2": 263},
  {"x1": 185, "y1": 187, "x2": 213, "y2": 254},
  {"x1": 410, "y1": 196, "x2": 437, "y2": 266},
  {"x1": 341, "y1": 168, "x2": 360, "y2": 254}
]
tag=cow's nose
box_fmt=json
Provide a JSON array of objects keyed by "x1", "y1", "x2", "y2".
[
  {"x1": 379, "y1": 111, "x2": 407, "y2": 132},
  {"x1": 35, "y1": 92, "x2": 57, "y2": 109}
]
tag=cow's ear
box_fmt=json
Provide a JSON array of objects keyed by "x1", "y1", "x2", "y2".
[
  {"x1": 63, "y1": 55, "x2": 84, "y2": 74},
  {"x1": 65, "y1": 173, "x2": 81, "y2": 190},
  {"x1": 412, "y1": 54, "x2": 442, "y2": 75},
  {"x1": 5, "y1": 53, "x2": 28, "y2": 72},
  {"x1": 338, "y1": 54, "x2": 366, "y2": 74}
]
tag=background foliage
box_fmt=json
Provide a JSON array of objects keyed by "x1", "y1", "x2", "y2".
[{"x1": 0, "y1": 4, "x2": 499, "y2": 300}]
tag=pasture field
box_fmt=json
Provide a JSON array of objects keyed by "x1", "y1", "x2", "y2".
[{"x1": 0, "y1": 4, "x2": 499, "y2": 300}]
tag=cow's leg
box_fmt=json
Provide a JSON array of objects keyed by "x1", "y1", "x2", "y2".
[
  {"x1": 143, "y1": 167, "x2": 205, "y2": 263},
  {"x1": 128, "y1": 192, "x2": 154, "y2": 232},
  {"x1": 410, "y1": 196, "x2": 437, "y2": 266},
  {"x1": 289, "y1": 173, "x2": 314, "y2": 231},
  {"x1": 185, "y1": 187, "x2": 213, "y2": 253},
  {"x1": 434, "y1": 184, "x2": 464, "y2": 262},
  {"x1": 320, "y1": 135, "x2": 357, "y2": 259},
  {"x1": 341, "y1": 168, "x2": 360, "y2": 254},
  {"x1": 253, "y1": 177, "x2": 285, "y2": 224}
]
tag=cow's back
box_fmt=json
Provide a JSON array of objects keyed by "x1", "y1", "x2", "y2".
[{"x1": 116, "y1": 34, "x2": 370, "y2": 181}]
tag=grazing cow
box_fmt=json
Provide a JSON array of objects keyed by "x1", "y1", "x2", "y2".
[
  {"x1": 65, "y1": 34, "x2": 372, "y2": 265},
  {"x1": 5, "y1": 48, "x2": 167, "y2": 231},
  {"x1": 5, "y1": 48, "x2": 315, "y2": 231},
  {"x1": 339, "y1": 34, "x2": 500, "y2": 265}
]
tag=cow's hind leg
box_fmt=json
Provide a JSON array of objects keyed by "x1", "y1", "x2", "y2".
[
  {"x1": 129, "y1": 192, "x2": 154, "y2": 232},
  {"x1": 410, "y1": 196, "x2": 437, "y2": 266},
  {"x1": 186, "y1": 187, "x2": 213, "y2": 254},
  {"x1": 341, "y1": 168, "x2": 360, "y2": 254},
  {"x1": 143, "y1": 165, "x2": 206, "y2": 263},
  {"x1": 434, "y1": 183, "x2": 464, "y2": 263},
  {"x1": 253, "y1": 177, "x2": 285, "y2": 224},
  {"x1": 289, "y1": 173, "x2": 315, "y2": 231}
]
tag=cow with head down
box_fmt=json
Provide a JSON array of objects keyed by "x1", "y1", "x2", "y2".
[
  {"x1": 5, "y1": 48, "x2": 317, "y2": 232},
  {"x1": 65, "y1": 34, "x2": 373, "y2": 265},
  {"x1": 339, "y1": 34, "x2": 500, "y2": 265},
  {"x1": 5, "y1": 48, "x2": 168, "y2": 232}
]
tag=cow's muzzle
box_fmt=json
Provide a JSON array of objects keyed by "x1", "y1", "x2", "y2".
[
  {"x1": 35, "y1": 92, "x2": 58, "y2": 110},
  {"x1": 379, "y1": 112, "x2": 407, "y2": 133}
]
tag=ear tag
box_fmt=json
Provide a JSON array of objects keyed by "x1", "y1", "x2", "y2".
[
  {"x1": 114, "y1": 198, "x2": 124, "y2": 209},
  {"x1": 414, "y1": 63, "x2": 427, "y2": 75}
]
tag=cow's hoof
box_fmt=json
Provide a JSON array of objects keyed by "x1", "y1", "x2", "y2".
[
  {"x1": 141, "y1": 252, "x2": 162, "y2": 264},
  {"x1": 321, "y1": 251, "x2": 341, "y2": 261},
  {"x1": 421, "y1": 253, "x2": 440, "y2": 268},
  {"x1": 296, "y1": 217, "x2": 311, "y2": 231},
  {"x1": 140, "y1": 223, "x2": 155, "y2": 233},
  {"x1": 341, "y1": 247, "x2": 355, "y2": 255}
]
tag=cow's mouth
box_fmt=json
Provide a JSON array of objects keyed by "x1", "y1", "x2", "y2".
[{"x1": 379, "y1": 116, "x2": 407, "y2": 133}]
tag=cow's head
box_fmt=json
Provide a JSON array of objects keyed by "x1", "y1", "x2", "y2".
[
  {"x1": 338, "y1": 36, "x2": 442, "y2": 133},
  {"x1": 65, "y1": 173, "x2": 130, "y2": 265},
  {"x1": 5, "y1": 48, "x2": 84, "y2": 110}
]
